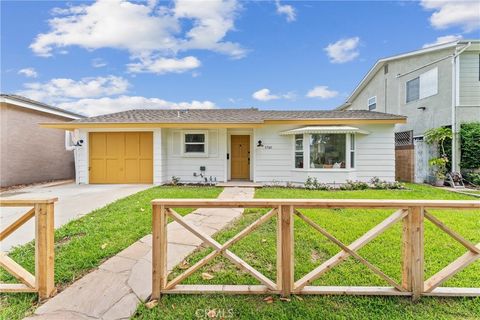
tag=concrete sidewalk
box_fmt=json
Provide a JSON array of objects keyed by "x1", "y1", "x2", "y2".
[
  {"x1": 1, "y1": 183, "x2": 150, "y2": 251},
  {"x1": 27, "y1": 187, "x2": 254, "y2": 320}
]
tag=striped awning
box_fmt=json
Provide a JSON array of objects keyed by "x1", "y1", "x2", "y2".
[{"x1": 279, "y1": 126, "x2": 370, "y2": 135}]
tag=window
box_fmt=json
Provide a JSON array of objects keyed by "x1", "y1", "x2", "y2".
[
  {"x1": 384, "y1": 64, "x2": 389, "y2": 74},
  {"x1": 350, "y1": 134, "x2": 355, "y2": 169},
  {"x1": 406, "y1": 77, "x2": 420, "y2": 103},
  {"x1": 294, "y1": 134, "x2": 303, "y2": 168},
  {"x1": 368, "y1": 96, "x2": 377, "y2": 110},
  {"x1": 184, "y1": 132, "x2": 206, "y2": 154},
  {"x1": 309, "y1": 134, "x2": 346, "y2": 169},
  {"x1": 406, "y1": 67, "x2": 438, "y2": 103}
]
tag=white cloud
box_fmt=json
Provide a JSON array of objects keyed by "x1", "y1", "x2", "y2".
[
  {"x1": 324, "y1": 37, "x2": 360, "y2": 64},
  {"x1": 30, "y1": 0, "x2": 245, "y2": 73},
  {"x1": 422, "y1": 34, "x2": 463, "y2": 48},
  {"x1": 58, "y1": 95, "x2": 216, "y2": 116},
  {"x1": 252, "y1": 88, "x2": 294, "y2": 101},
  {"x1": 127, "y1": 56, "x2": 200, "y2": 74},
  {"x1": 92, "y1": 58, "x2": 107, "y2": 68},
  {"x1": 275, "y1": 0, "x2": 296, "y2": 22},
  {"x1": 18, "y1": 68, "x2": 38, "y2": 78},
  {"x1": 421, "y1": 0, "x2": 480, "y2": 32},
  {"x1": 174, "y1": 0, "x2": 246, "y2": 58},
  {"x1": 252, "y1": 88, "x2": 279, "y2": 101},
  {"x1": 18, "y1": 75, "x2": 129, "y2": 103},
  {"x1": 306, "y1": 86, "x2": 338, "y2": 99}
]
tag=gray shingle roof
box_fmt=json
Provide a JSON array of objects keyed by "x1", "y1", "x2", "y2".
[{"x1": 72, "y1": 109, "x2": 405, "y2": 123}]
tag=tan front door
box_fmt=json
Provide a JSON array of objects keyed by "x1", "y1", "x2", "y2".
[
  {"x1": 231, "y1": 135, "x2": 250, "y2": 180},
  {"x1": 89, "y1": 132, "x2": 153, "y2": 184}
]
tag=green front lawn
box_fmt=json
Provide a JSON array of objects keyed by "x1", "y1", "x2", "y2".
[
  {"x1": 0, "y1": 186, "x2": 222, "y2": 320},
  {"x1": 135, "y1": 184, "x2": 480, "y2": 320}
]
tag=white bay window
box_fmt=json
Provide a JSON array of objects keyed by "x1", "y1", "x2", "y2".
[
  {"x1": 281, "y1": 126, "x2": 368, "y2": 170},
  {"x1": 309, "y1": 134, "x2": 346, "y2": 169}
]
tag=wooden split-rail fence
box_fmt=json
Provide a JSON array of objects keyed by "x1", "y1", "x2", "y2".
[
  {"x1": 0, "y1": 198, "x2": 57, "y2": 299},
  {"x1": 151, "y1": 199, "x2": 479, "y2": 300}
]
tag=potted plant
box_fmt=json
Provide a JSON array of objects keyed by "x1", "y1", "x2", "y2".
[
  {"x1": 424, "y1": 127, "x2": 452, "y2": 186},
  {"x1": 428, "y1": 157, "x2": 448, "y2": 186}
]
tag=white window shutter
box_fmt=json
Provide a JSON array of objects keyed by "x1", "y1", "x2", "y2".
[
  {"x1": 208, "y1": 130, "x2": 218, "y2": 156},
  {"x1": 171, "y1": 130, "x2": 181, "y2": 156},
  {"x1": 419, "y1": 67, "x2": 438, "y2": 99}
]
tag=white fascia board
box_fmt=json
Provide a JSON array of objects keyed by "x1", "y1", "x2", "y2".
[{"x1": 0, "y1": 97, "x2": 82, "y2": 120}]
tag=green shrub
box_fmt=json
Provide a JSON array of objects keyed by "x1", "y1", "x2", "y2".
[
  {"x1": 339, "y1": 180, "x2": 369, "y2": 190},
  {"x1": 370, "y1": 177, "x2": 405, "y2": 189},
  {"x1": 460, "y1": 122, "x2": 480, "y2": 170},
  {"x1": 304, "y1": 177, "x2": 331, "y2": 190}
]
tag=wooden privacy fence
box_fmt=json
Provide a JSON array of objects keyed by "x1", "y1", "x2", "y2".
[
  {"x1": 0, "y1": 198, "x2": 57, "y2": 299},
  {"x1": 151, "y1": 199, "x2": 480, "y2": 300}
]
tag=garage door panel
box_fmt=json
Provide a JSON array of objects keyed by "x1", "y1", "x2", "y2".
[
  {"x1": 90, "y1": 133, "x2": 106, "y2": 157},
  {"x1": 89, "y1": 132, "x2": 153, "y2": 184},
  {"x1": 106, "y1": 133, "x2": 123, "y2": 157},
  {"x1": 125, "y1": 159, "x2": 139, "y2": 182},
  {"x1": 140, "y1": 133, "x2": 153, "y2": 157},
  {"x1": 125, "y1": 133, "x2": 140, "y2": 157},
  {"x1": 140, "y1": 159, "x2": 153, "y2": 183},
  {"x1": 106, "y1": 159, "x2": 121, "y2": 182},
  {"x1": 90, "y1": 159, "x2": 106, "y2": 183}
]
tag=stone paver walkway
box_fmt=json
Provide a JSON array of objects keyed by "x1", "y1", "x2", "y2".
[{"x1": 26, "y1": 187, "x2": 254, "y2": 320}]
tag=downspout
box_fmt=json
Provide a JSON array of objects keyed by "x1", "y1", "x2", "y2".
[{"x1": 451, "y1": 42, "x2": 471, "y2": 173}]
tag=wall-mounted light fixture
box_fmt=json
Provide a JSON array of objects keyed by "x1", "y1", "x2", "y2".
[
  {"x1": 257, "y1": 140, "x2": 264, "y2": 147},
  {"x1": 417, "y1": 106, "x2": 426, "y2": 111}
]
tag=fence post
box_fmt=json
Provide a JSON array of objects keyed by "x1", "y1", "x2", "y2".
[
  {"x1": 278, "y1": 205, "x2": 294, "y2": 297},
  {"x1": 35, "y1": 202, "x2": 55, "y2": 300},
  {"x1": 152, "y1": 204, "x2": 167, "y2": 300},
  {"x1": 402, "y1": 206, "x2": 424, "y2": 300}
]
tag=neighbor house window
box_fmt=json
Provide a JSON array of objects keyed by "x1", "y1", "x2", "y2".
[
  {"x1": 309, "y1": 134, "x2": 346, "y2": 169},
  {"x1": 406, "y1": 67, "x2": 438, "y2": 103},
  {"x1": 368, "y1": 96, "x2": 377, "y2": 110},
  {"x1": 184, "y1": 132, "x2": 206, "y2": 154},
  {"x1": 350, "y1": 134, "x2": 355, "y2": 169},
  {"x1": 295, "y1": 134, "x2": 304, "y2": 168}
]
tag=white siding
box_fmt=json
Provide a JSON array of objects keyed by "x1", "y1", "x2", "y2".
[
  {"x1": 153, "y1": 129, "x2": 162, "y2": 185},
  {"x1": 459, "y1": 52, "x2": 480, "y2": 106},
  {"x1": 355, "y1": 125, "x2": 395, "y2": 181},
  {"x1": 253, "y1": 124, "x2": 396, "y2": 184},
  {"x1": 164, "y1": 128, "x2": 227, "y2": 183}
]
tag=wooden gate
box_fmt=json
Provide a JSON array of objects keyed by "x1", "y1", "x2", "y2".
[{"x1": 151, "y1": 199, "x2": 479, "y2": 300}]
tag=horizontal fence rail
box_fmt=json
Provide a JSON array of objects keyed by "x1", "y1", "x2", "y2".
[
  {"x1": 151, "y1": 199, "x2": 480, "y2": 300},
  {"x1": 0, "y1": 198, "x2": 57, "y2": 299}
]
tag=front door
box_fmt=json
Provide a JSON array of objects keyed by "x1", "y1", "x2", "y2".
[{"x1": 231, "y1": 135, "x2": 250, "y2": 180}]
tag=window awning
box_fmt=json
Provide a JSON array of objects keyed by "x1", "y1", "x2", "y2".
[{"x1": 279, "y1": 126, "x2": 370, "y2": 135}]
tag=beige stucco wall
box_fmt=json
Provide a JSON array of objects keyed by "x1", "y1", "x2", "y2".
[{"x1": 0, "y1": 103, "x2": 75, "y2": 187}]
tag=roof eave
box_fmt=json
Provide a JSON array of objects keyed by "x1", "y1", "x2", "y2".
[{"x1": 40, "y1": 118, "x2": 406, "y2": 130}]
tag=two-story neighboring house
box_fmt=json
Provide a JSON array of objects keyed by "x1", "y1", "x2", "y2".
[{"x1": 337, "y1": 40, "x2": 480, "y2": 183}]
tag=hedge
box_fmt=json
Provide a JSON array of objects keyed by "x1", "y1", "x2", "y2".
[{"x1": 460, "y1": 122, "x2": 480, "y2": 170}]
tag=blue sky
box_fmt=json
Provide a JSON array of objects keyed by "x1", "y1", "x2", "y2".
[{"x1": 1, "y1": 0, "x2": 479, "y2": 116}]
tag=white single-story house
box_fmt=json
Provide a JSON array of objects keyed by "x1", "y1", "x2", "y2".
[{"x1": 42, "y1": 109, "x2": 406, "y2": 185}]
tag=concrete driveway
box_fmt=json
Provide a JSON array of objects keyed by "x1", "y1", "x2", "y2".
[{"x1": 1, "y1": 183, "x2": 151, "y2": 251}]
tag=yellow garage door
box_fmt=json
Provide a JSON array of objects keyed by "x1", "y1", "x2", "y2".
[{"x1": 89, "y1": 132, "x2": 153, "y2": 184}]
